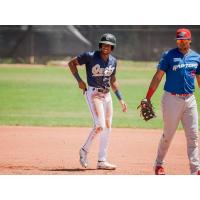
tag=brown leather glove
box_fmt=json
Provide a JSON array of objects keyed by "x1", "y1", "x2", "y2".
[{"x1": 137, "y1": 98, "x2": 156, "y2": 121}]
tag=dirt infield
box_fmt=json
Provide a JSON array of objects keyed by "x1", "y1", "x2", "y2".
[{"x1": 0, "y1": 126, "x2": 195, "y2": 175}]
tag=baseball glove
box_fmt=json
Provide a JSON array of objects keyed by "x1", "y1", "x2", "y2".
[{"x1": 137, "y1": 98, "x2": 156, "y2": 121}]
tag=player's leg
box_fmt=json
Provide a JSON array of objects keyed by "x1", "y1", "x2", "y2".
[
  {"x1": 181, "y1": 95, "x2": 200, "y2": 174},
  {"x1": 97, "y1": 93, "x2": 116, "y2": 169},
  {"x1": 82, "y1": 89, "x2": 105, "y2": 153},
  {"x1": 98, "y1": 93, "x2": 113, "y2": 162},
  {"x1": 79, "y1": 88, "x2": 105, "y2": 168},
  {"x1": 155, "y1": 92, "x2": 184, "y2": 168}
]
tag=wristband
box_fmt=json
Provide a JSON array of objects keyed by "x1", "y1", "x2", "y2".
[
  {"x1": 115, "y1": 90, "x2": 123, "y2": 100},
  {"x1": 146, "y1": 88, "x2": 155, "y2": 100}
]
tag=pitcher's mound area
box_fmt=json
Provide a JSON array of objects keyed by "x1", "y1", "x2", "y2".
[{"x1": 0, "y1": 126, "x2": 194, "y2": 175}]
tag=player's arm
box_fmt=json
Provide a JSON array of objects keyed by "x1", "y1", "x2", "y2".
[
  {"x1": 110, "y1": 74, "x2": 127, "y2": 112},
  {"x1": 195, "y1": 74, "x2": 200, "y2": 88},
  {"x1": 68, "y1": 57, "x2": 87, "y2": 93},
  {"x1": 145, "y1": 69, "x2": 165, "y2": 101}
]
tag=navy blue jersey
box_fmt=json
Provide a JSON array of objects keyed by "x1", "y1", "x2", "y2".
[
  {"x1": 157, "y1": 48, "x2": 200, "y2": 94},
  {"x1": 77, "y1": 50, "x2": 117, "y2": 88}
]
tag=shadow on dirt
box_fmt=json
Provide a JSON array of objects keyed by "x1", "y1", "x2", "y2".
[{"x1": 43, "y1": 168, "x2": 98, "y2": 172}]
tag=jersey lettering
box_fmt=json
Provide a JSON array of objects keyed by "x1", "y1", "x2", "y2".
[
  {"x1": 77, "y1": 51, "x2": 117, "y2": 88},
  {"x1": 92, "y1": 64, "x2": 115, "y2": 77},
  {"x1": 172, "y1": 63, "x2": 198, "y2": 71},
  {"x1": 157, "y1": 48, "x2": 200, "y2": 94}
]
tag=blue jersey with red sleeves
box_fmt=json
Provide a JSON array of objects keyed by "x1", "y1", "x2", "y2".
[
  {"x1": 157, "y1": 48, "x2": 200, "y2": 94},
  {"x1": 77, "y1": 50, "x2": 117, "y2": 88}
]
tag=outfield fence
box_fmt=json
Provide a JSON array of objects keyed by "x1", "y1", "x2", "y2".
[{"x1": 1, "y1": 25, "x2": 200, "y2": 64}]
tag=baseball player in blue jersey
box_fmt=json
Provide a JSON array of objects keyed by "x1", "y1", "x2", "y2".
[
  {"x1": 68, "y1": 33, "x2": 127, "y2": 170},
  {"x1": 143, "y1": 28, "x2": 200, "y2": 175}
]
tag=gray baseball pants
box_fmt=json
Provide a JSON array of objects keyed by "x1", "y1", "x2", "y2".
[{"x1": 155, "y1": 91, "x2": 200, "y2": 174}]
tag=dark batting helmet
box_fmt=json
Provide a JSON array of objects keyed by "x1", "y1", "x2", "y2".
[{"x1": 99, "y1": 33, "x2": 116, "y2": 50}]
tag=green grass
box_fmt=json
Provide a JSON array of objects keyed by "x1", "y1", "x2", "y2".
[{"x1": 0, "y1": 62, "x2": 200, "y2": 128}]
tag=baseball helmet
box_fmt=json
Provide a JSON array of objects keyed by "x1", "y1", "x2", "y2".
[
  {"x1": 176, "y1": 28, "x2": 192, "y2": 40},
  {"x1": 99, "y1": 33, "x2": 116, "y2": 50}
]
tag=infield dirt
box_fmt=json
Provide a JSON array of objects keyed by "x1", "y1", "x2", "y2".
[{"x1": 0, "y1": 126, "x2": 193, "y2": 175}]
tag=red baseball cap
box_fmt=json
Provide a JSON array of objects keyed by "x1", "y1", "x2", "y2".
[{"x1": 176, "y1": 28, "x2": 192, "y2": 40}]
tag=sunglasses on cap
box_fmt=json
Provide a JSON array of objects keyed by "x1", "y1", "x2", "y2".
[{"x1": 176, "y1": 39, "x2": 191, "y2": 44}]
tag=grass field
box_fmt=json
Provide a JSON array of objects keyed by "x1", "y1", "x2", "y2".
[{"x1": 1, "y1": 61, "x2": 200, "y2": 128}]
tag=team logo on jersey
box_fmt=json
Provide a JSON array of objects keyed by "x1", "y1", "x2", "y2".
[
  {"x1": 92, "y1": 64, "x2": 115, "y2": 76},
  {"x1": 190, "y1": 70, "x2": 196, "y2": 77},
  {"x1": 172, "y1": 63, "x2": 198, "y2": 71},
  {"x1": 173, "y1": 58, "x2": 181, "y2": 62}
]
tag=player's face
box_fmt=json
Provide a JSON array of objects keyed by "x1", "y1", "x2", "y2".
[
  {"x1": 101, "y1": 44, "x2": 112, "y2": 55},
  {"x1": 176, "y1": 39, "x2": 191, "y2": 51}
]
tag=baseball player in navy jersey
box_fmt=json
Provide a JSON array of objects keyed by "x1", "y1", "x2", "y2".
[
  {"x1": 143, "y1": 28, "x2": 200, "y2": 175},
  {"x1": 68, "y1": 33, "x2": 127, "y2": 170}
]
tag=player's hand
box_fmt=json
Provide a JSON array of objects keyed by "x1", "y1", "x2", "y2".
[
  {"x1": 119, "y1": 100, "x2": 127, "y2": 112},
  {"x1": 78, "y1": 80, "x2": 87, "y2": 94}
]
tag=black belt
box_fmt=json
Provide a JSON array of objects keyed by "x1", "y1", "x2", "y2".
[{"x1": 92, "y1": 87, "x2": 109, "y2": 94}]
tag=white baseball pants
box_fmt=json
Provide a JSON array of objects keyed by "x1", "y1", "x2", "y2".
[
  {"x1": 155, "y1": 91, "x2": 200, "y2": 174},
  {"x1": 82, "y1": 86, "x2": 113, "y2": 162}
]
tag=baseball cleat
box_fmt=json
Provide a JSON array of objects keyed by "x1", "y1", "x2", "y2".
[
  {"x1": 191, "y1": 170, "x2": 200, "y2": 175},
  {"x1": 79, "y1": 148, "x2": 88, "y2": 168},
  {"x1": 97, "y1": 161, "x2": 117, "y2": 170},
  {"x1": 155, "y1": 166, "x2": 165, "y2": 175},
  {"x1": 193, "y1": 170, "x2": 200, "y2": 175}
]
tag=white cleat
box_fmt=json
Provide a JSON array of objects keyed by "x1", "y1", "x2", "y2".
[
  {"x1": 79, "y1": 148, "x2": 88, "y2": 168},
  {"x1": 97, "y1": 161, "x2": 117, "y2": 170}
]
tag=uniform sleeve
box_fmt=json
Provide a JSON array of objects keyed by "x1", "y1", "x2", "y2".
[
  {"x1": 77, "y1": 52, "x2": 90, "y2": 65},
  {"x1": 195, "y1": 56, "x2": 200, "y2": 75},
  {"x1": 112, "y1": 60, "x2": 117, "y2": 75},
  {"x1": 157, "y1": 51, "x2": 170, "y2": 72}
]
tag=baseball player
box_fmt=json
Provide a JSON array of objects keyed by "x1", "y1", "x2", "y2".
[
  {"x1": 143, "y1": 28, "x2": 200, "y2": 175},
  {"x1": 68, "y1": 33, "x2": 127, "y2": 170}
]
